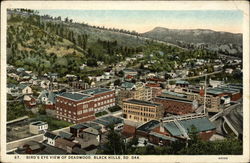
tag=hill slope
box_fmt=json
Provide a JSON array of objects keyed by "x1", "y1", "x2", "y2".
[{"x1": 142, "y1": 27, "x2": 242, "y2": 57}]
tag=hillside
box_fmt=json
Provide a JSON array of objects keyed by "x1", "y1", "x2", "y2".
[
  {"x1": 7, "y1": 10, "x2": 146, "y2": 77},
  {"x1": 142, "y1": 27, "x2": 243, "y2": 57}
]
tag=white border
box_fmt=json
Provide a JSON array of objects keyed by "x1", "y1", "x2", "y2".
[{"x1": 1, "y1": 1, "x2": 249, "y2": 163}]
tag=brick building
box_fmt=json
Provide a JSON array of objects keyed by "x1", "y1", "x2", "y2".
[
  {"x1": 153, "y1": 96, "x2": 196, "y2": 115},
  {"x1": 123, "y1": 99, "x2": 164, "y2": 123},
  {"x1": 122, "y1": 114, "x2": 216, "y2": 145},
  {"x1": 55, "y1": 88, "x2": 115, "y2": 123},
  {"x1": 117, "y1": 82, "x2": 152, "y2": 106}
]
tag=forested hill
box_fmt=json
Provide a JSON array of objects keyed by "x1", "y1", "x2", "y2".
[
  {"x1": 142, "y1": 27, "x2": 243, "y2": 57},
  {"x1": 7, "y1": 9, "x2": 146, "y2": 77}
]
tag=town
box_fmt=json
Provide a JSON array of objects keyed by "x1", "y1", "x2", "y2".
[{"x1": 6, "y1": 9, "x2": 243, "y2": 155}]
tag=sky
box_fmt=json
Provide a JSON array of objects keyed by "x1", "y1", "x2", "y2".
[{"x1": 38, "y1": 10, "x2": 243, "y2": 34}]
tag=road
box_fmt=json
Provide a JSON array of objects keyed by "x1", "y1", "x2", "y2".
[
  {"x1": 224, "y1": 103, "x2": 243, "y2": 135},
  {"x1": 167, "y1": 70, "x2": 222, "y2": 82}
]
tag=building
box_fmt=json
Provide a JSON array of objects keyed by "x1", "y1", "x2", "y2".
[
  {"x1": 55, "y1": 92, "x2": 95, "y2": 123},
  {"x1": 123, "y1": 99, "x2": 164, "y2": 123},
  {"x1": 21, "y1": 141, "x2": 44, "y2": 154},
  {"x1": 123, "y1": 68, "x2": 138, "y2": 76},
  {"x1": 117, "y1": 82, "x2": 152, "y2": 106},
  {"x1": 55, "y1": 138, "x2": 81, "y2": 153},
  {"x1": 43, "y1": 132, "x2": 59, "y2": 146},
  {"x1": 81, "y1": 88, "x2": 115, "y2": 112},
  {"x1": 55, "y1": 88, "x2": 115, "y2": 123},
  {"x1": 29, "y1": 121, "x2": 48, "y2": 134},
  {"x1": 145, "y1": 83, "x2": 162, "y2": 98},
  {"x1": 153, "y1": 96, "x2": 196, "y2": 115},
  {"x1": 123, "y1": 113, "x2": 216, "y2": 145}
]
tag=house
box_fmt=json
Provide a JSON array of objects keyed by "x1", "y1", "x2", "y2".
[
  {"x1": 7, "y1": 73, "x2": 20, "y2": 81},
  {"x1": 18, "y1": 84, "x2": 33, "y2": 95},
  {"x1": 22, "y1": 141, "x2": 44, "y2": 154},
  {"x1": 37, "y1": 143, "x2": 67, "y2": 154},
  {"x1": 55, "y1": 138, "x2": 81, "y2": 153},
  {"x1": 225, "y1": 68, "x2": 233, "y2": 74},
  {"x1": 43, "y1": 131, "x2": 59, "y2": 146},
  {"x1": 123, "y1": 68, "x2": 138, "y2": 76},
  {"x1": 209, "y1": 79, "x2": 224, "y2": 88},
  {"x1": 7, "y1": 84, "x2": 20, "y2": 96},
  {"x1": 23, "y1": 95, "x2": 37, "y2": 108},
  {"x1": 70, "y1": 123, "x2": 102, "y2": 137},
  {"x1": 40, "y1": 80, "x2": 50, "y2": 89},
  {"x1": 29, "y1": 121, "x2": 48, "y2": 134},
  {"x1": 75, "y1": 127, "x2": 100, "y2": 148}
]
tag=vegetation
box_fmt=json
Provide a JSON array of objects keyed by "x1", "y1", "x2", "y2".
[
  {"x1": 95, "y1": 111, "x2": 108, "y2": 117},
  {"x1": 31, "y1": 115, "x2": 72, "y2": 130},
  {"x1": 108, "y1": 105, "x2": 122, "y2": 112},
  {"x1": 7, "y1": 101, "x2": 33, "y2": 121}
]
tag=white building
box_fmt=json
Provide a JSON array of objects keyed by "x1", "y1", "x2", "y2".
[{"x1": 29, "y1": 121, "x2": 48, "y2": 134}]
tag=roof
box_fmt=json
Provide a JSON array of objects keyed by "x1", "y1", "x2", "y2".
[
  {"x1": 137, "y1": 120, "x2": 160, "y2": 132},
  {"x1": 82, "y1": 123, "x2": 102, "y2": 130},
  {"x1": 30, "y1": 121, "x2": 47, "y2": 126},
  {"x1": 176, "y1": 80, "x2": 189, "y2": 85},
  {"x1": 149, "y1": 131, "x2": 177, "y2": 141},
  {"x1": 72, "y1": 147, "x2": 86, "y2": 154},
  {"x1": 81, "y1": 88, "x2": 113, "y2": 95},
  {"x1": 164, "y1": 117, "x2": 216, "y2": 137},
  {"x1": 124, "y1": 99, "x2": 161, "y2": 107},
  {"x1": 123, "y1": 68, "x2": 137, "y2": 73},
  {"x1": 71, "y1": 123, "x2": 88, "y2": 130},
  {"x1": 38, "y1": 144, "x2": 67, "y2": 154},
  {"x1": 93, "y1": 119, "x2": 110, "y2": 127},
  {"x1": 59, "y1": 92, "x2": 91, "y2": 101},
  {"x1": 48, "y1": 92, "x2": 57, "y2": 103},
  {"x1": 18, "y1": 84, "x2": 29, "y2": 90},
  {"x1": 155, "y1": 96, "x2": 192, "y2": 104},
  {"x1": 100, "y1": 116, "x2": 123, "y2": 125},
  {"x1": 24, "y1": 141, "x2": 43, "y2": 150},
  {"x1": 82, "y1": 127, "x2": 99, "y2": 135},
  {"x1": 56, "y1": 138, "x2": 78, "y2": 148},
  {"x1": 44, "y1": 132, "x2": 58, "y2": 139},
  {"x1": 121, "y1": 82, "x2": 135, "y2": 89},
  {"x1": 59, "y1": 131, "x2": 73, "y2": 139},
  {"x1": 162, "y1": 91, "x2": 187, "y2": 98}
]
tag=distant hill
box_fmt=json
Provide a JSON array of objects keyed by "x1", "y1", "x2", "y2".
[{"x1": 142, "y1": 27, "x2": 242, "y2": 57}]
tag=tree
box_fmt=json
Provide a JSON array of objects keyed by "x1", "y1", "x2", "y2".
[{"x1": 100, "y1": 126, "x2": 126, "y2": 154}]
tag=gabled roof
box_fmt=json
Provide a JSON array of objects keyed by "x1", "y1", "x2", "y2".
[
  {"x1": 44, "y1": 132, "x2": 58, "y2": 139},
  {"x1": 18, "y1": 84, "x2": 29, "y2": 90},
  {"x1": 100, "y1": 116, "x2": 123, "y2": 125},
  {"x1": 137, "y1": 120, "x2": 160, "y2": 132},
  {"x1": 163, "y1": 117, "x2": 216, "y2": 137},
  {"x1": 149, "y1": 131, "x2": 177, "y2": 142}
]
